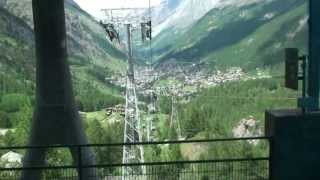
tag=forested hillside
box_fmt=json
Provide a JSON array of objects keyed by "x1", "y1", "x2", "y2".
[{"x1": 152, "y1": 0, "x2": 307, "y2": 70}]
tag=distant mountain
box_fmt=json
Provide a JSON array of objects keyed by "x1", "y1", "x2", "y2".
[
  {"x1": 151, "y1": 0, "x2": 307, "y2": 70},
  {"x1": 66, "y1": 0, "x2": 80, "y2": 7},
  {"x1": 151, "y1": 0, "x2": 182, "y2": 32},
  {"x1": 1, "y1": 0, "x2": 126, "y2": 67},
  {"x1": 167, "y1": 0, "x2": 181, "y2": 9},
  {"x1": 154, "y1": 0, "x2": 263, "y2": 36}
]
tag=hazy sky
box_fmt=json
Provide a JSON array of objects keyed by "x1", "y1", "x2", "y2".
[{"x1": 74, "y1": 0, "x2": 162, "y2": 19}]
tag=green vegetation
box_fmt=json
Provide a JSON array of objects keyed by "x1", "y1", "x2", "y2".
[
  {"x1": 0, "y1": 111, "x2": 10, "y2": 128},
  {"x1": 0, "y1": 93, "x2": 30, "y2": 113},
  {"x1": 179, "y1": 78, "x2": 297, "y2": 139},
  {"x1": 73, "y1": 76, "x2": 124, "y2": 112},
  {"x1": 207, "y1": 2, "x2": 308, "y2": 69},
  {"x1": 86, "y1": 119, "x2": 123, "y2": 165},
  {"x1": 151, "y1": 0, "x2": 307, "y2": 72}
]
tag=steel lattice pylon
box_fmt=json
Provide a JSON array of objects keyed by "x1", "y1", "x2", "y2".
[
  {"x1": 147, "y1": 90, "x2": 157, "y2": 142},
  {"x1": 156, "y1": 86, "x2": 182, "y2": 139},
  {"x1": 101, "y1": 6, "x2": 152, "y2": 178},
  {"x1": 122, "y1": 24, "x2": 145, "y2": 179},
  {"x1": 122, "y1": 76, "x2": 145, "y2": 178},
  {"x1": 170, "y1": 95, "x2": 182, "y2": 139}
]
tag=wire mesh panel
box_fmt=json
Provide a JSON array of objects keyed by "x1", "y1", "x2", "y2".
[
  {"x1": 0, "y1": 167, "x2": 78, "y2": 180},
  {"x1": 0, "y1": 158, "x2": 269, "y2": 180},
  {"x1": 42, "y1": 168, "x2": 78, "y2": 180},
  {"x1": 0, "y1": 169, "x2": 21, "y2": 180},
  {"x1": 0, "y1": 138, "x2": 270, "y2": 180},
  {"x1": 83, "y1": 158, "x2": 268, "y2": 180}
]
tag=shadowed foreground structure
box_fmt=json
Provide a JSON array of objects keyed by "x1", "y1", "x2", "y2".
[
  {"x1": 21, "y1": 0, "x2": 98, "y2": 179},
  {"x1": 265, "y1": 1, "x2": 320, "y2": 180}
]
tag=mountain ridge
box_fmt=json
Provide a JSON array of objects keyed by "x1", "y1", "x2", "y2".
[{"x1": 151, "y1": 0, "x2": 307, "y2": 70}]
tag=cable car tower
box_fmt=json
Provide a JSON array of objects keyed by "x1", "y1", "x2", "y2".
[
  {"x1": 157, "y1": 85, "x2": 182, "y2": 139},
  {"x1": 101, "y1": 5, "x2": 152, "y2": 179},
  {"x1": 170, "y1": 95, "x2": 182, "y2": 138},
  {"x1": 147, "y1": 88, "x2": 157, "y2": 141}
]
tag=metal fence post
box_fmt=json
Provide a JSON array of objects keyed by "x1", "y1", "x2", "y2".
[
  {"x1": 78, "y1": 146, "x2": 83, "y2": 180},
  {"x1": 269, "y1": 137, "x2": 273, "y2": 180}
]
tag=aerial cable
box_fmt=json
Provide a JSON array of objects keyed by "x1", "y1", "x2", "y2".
[{"x1": 148, "y1": 0, "x2": 153, "y2": 65}]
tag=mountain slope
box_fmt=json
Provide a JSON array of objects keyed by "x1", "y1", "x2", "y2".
[
  {"x1": 153, "y1": 0, "x2": 267, "y2": 39},
  {"x1": 0, "y1": 0, "x2": 126, "y2": 110},
  {"x1": 207, "y1": 2, "x2": 308, "y2": 69},
  {"x1": 0, "y1": 6, "x2": 35, "y2": 91},
  {"x1": 153, "y1": 0, "x2": 307, "y2": 70}
]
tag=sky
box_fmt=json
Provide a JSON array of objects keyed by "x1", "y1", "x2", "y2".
[{"x1": 74, "y1": 0, "x2": 163, "y2": 19}]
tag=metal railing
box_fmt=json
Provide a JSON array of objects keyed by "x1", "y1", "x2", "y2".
[{"x1": 0, "y1": 137, "x2": 270, "y2": 180}]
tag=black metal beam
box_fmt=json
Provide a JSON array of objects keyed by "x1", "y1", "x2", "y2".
[
  {"x1": 308, "y1": 0, "x2": 320, "y2": 110},
  {"x1": 22, "y1": 0, "x2": 97, "y2": 179}
]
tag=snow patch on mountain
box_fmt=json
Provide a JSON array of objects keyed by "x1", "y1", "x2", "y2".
[
  {"x1": 287, "y1": 15, "x2": 308, "y2": 39},
  {"x1": 219, "y1": 0, "x2": 269, "y2": 7},
  {"x1": 262, "y1": 12, "x2": 275, "y2": 20}
]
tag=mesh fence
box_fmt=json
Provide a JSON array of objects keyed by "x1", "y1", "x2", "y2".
[{"x1": 0, "y1": 138, "x2": 270, "y2": 180}]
